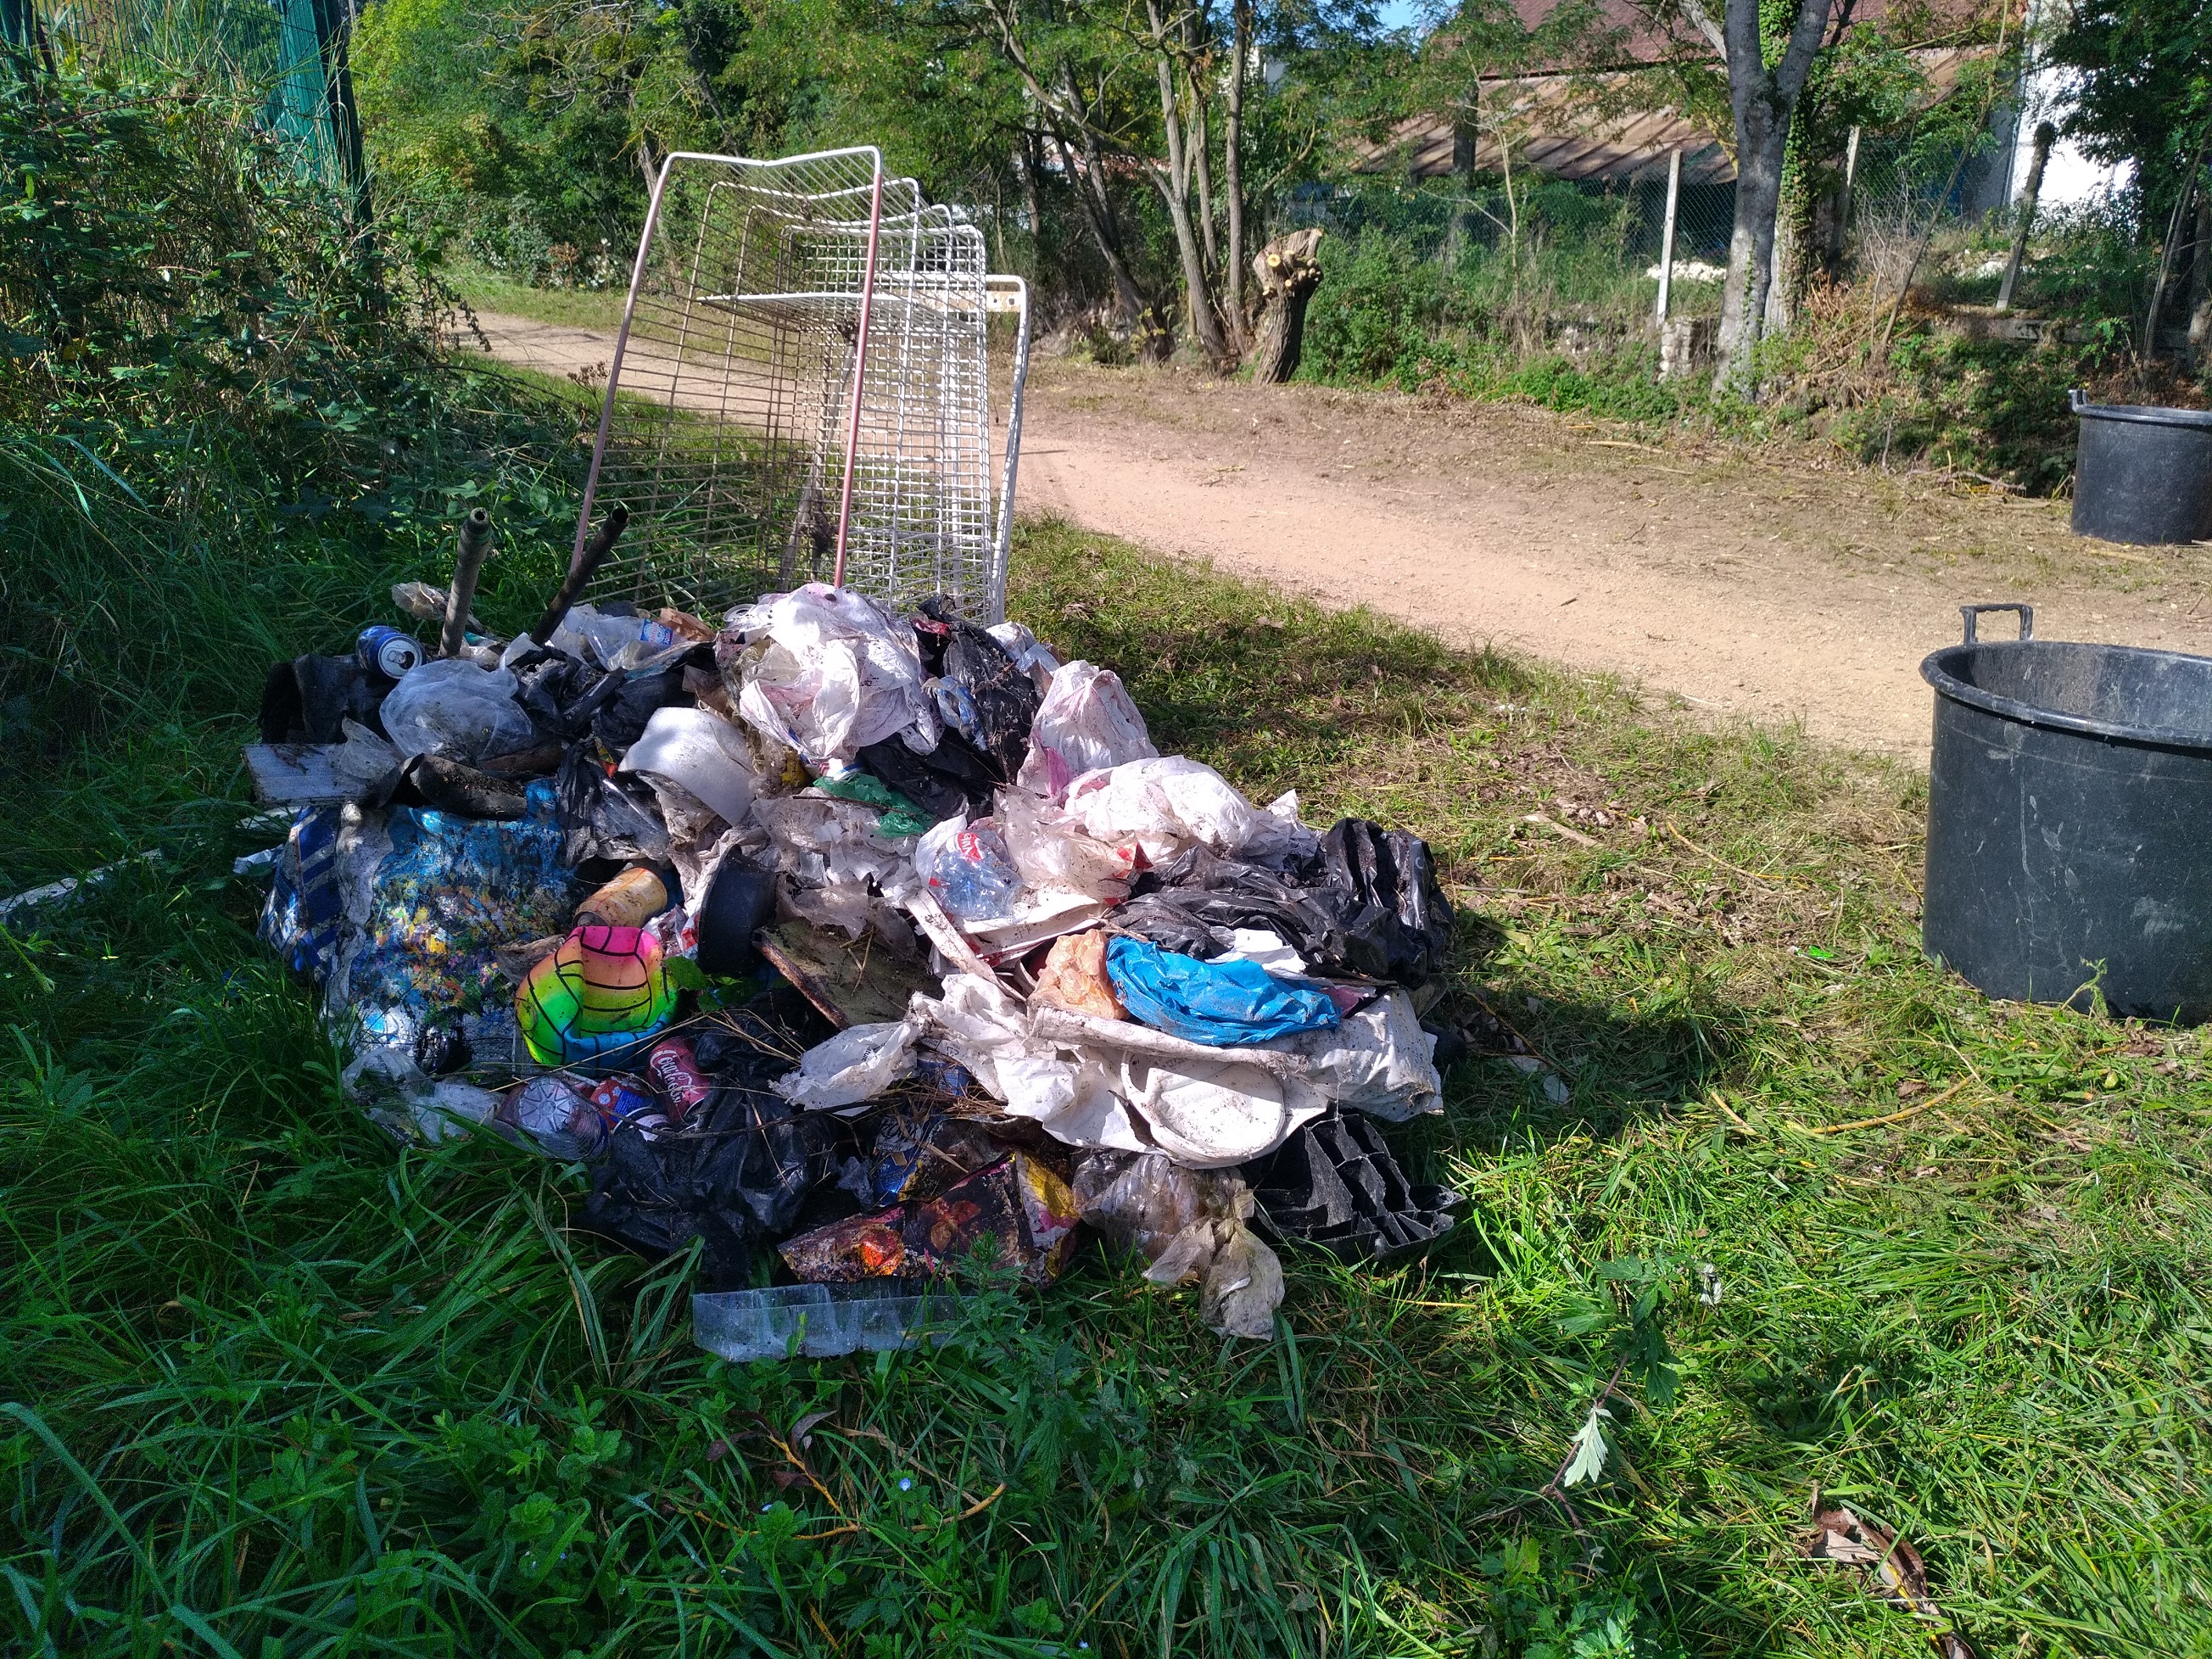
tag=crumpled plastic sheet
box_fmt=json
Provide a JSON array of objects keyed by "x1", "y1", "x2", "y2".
[
  {"x1": 751, "y1": 792, "x2": 922, "y2": 941},
  {"x1": 1103, "y1": 935, "x2": 1341, "y2": 1047},
  {"x1": 556, "y1": 740, "x2": 672, "y2": 865},
  {"x1": 326, "y1": 780, "x2": 579, "y2": 1065},
  {"x1": 380, "y1": 658, "x2": 539, "y2": 763},
  {"x1": 584, "y1": 1062, "x2": 837, "y2": 1290},
  {"x1": 1061, "y1": 757, "x2": 1317, "y2": 867},
  {"x1": 721, "y1": 584, "x2": 941, "y2": 767},
  {"x1": 1031, "y1": 929, "x2": 1126, "y2": 1020},
  {"x1": 856, "y1": 729, "x2": 997, "y2": 823},
  {"x1": 896, "y1": 978, "x2": 1329, "y2": 1165},
  {"x1": 770, "y1": 1017, "x2": 919, "y2": 1110},
  {"x1": 906, "y1": 974, "x2": 1146, "y2": 1152},
  {"x1": 914, "y1": 597, "x2": 1042, "y2": 782},
  {"x1": 1072, "y1": 1150, "x2": 1283, "y2": 1338},
  {"x1": 986, "y1": 620, "x2": 1060, "y2": 692},
  {"x1": 619, "y1": 706, "x2": 759, "y2": 829},
  {"x1": 1319, "y1": 818, "x2": 1455, "y2": 987},
  {"x1": 1271, "y1": 987, "x2": 1443, "y2": 1120},
  {"x1": 342, "y1": 1046, "x2": 504, "y2": 1144},
  {"x1": 997, "y1": 786, "x2": 1136, "y2": 902},
  {"x1": 1014, "y1": 660, "x2": 1156, "y2": 801},
  {"x1": 1114, "y1": 820, "x2": 1456, "y2": 988}
]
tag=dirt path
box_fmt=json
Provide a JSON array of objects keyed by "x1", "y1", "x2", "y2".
[{"x1": 462, "y1": 311, "x2": 2212, "y2": 758}]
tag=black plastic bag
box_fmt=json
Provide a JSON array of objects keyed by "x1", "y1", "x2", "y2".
[
  {"x1": 856, "y1": 731, "x2": 997, "y2": 822},
  {"x1": 260, "y1": 654, "x2": 387, "y2": 744},
  {"x1": 1121, "y1": 845, "x2": 1352, "y2": 968},
  {"x1": 555, "y1": 739, "x2": 669, "y2": 863},
  {"x1": 1318, "y1": 819, "x2": 1455, "y2": 986},
  {"x1": 1239, "y1": 1109, "x2": 1468, "y2": 1263},
  {"x1": 591, "y1": 654, "x2": 700, "y2": 754},
  {"x1": 915, "y1": 596, "x2": 1040, "y2": 782},
  {"x1": 582, "y1": 1003, "x2": 842, "y2": 1288},
  {"x1": 511, "y1": 646, "x2": 612, "y2": 744}
]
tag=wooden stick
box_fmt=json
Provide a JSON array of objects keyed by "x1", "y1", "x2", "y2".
[
  {"x1": 1784, "y1": 1078, "x2": 1968, "y2": 1137},
  {"x1": 439, "y1": 508, "x2": 494, "y2": 658},
  {"x1": 532, "y1": 503, "x2": 628, "y2": 646}
]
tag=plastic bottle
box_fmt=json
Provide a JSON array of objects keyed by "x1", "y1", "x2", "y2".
[
  {"x1": 511, "y1": 1075, "x2": 607, "y2": 1159},
  {"x1": 914, "y1": 816, "x2": 1020, "y2": 921}
]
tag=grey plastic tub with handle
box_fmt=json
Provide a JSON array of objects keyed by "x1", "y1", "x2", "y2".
[
  {"x1": 2069, "y1": 389, "x2": 2212, "y2": 545},
  {"x1": 1920, "y1": 602, "x2": 2212, "y2": 1024}
]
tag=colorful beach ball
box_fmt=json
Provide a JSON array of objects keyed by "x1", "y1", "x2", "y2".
[{"x1": 517, "y1": 924, "x2": 678, "y2": 1065}]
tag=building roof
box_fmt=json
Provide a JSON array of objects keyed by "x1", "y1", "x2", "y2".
[{"x1": 1357, "y1": 44, "x2": 1993, "y2": 185}]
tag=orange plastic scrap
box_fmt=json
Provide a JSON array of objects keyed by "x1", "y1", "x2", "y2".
[
  {"x1": 779, "y1": 1152, "x2": 1081, "y2": 1285},
  {"x1": 1031, "y1": 928, "x2": 1128, "y2": 1021}
]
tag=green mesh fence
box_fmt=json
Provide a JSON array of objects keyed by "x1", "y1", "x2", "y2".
[{"x1": 1, "y1": 0, "x2": 367, "y2": 204}]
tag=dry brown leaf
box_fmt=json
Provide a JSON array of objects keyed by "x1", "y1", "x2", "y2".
[{"x1": 1801, "y1": 1505, "x2": 1977, "y2": 1659}]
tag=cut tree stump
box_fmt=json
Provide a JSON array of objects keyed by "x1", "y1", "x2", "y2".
[{"x1": 1249, "y1": 228, "x2": 1324, "y2": 384}]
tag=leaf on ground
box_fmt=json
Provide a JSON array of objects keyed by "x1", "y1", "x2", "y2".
[
  {"x1": 1801, "y1": 1505, "x2": 1977, "y2": 1658},
  {"x1": 1561, "y1": 1406, "x2": 1610, "y2": 1487}
]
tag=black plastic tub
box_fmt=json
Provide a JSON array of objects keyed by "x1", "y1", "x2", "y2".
[
  {"x1": 1921, "y1": 604, "x2": 2212, "y2": 1024},
  {"x1": 2070, "y1": 389, "x2": 2212, "y2": 545}
]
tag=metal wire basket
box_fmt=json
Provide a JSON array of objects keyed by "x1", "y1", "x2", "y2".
[{"x1": 574, "y1": 147, "x2": 1030, "y2": 625}]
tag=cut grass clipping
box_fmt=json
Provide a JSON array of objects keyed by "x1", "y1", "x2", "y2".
[{"x1": 4, "y1": 517, "x2": 2209, "y2": 1657}]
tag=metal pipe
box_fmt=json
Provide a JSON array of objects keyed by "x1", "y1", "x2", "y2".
[
  {"x1": 439, "y1": 508, "x2": 494, "y2": 658},
  {"x1": 833, "y1": 159, "x2": 887, "y2": 589},
  {"x1": 533, "y1": 504, "x2": 629, "y2": 646}
]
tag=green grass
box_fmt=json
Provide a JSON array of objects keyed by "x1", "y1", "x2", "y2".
[
  {"x1": 7, "y1": 453, "x2": 2209, "y2": 1655},
  {"x1": 446, "y1": 262, "x2": 632, "y2": 332}
]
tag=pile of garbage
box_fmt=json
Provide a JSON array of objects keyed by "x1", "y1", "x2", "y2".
[{"x1": 249, "y1": 519, "x2": 1466, "y2": 1349}]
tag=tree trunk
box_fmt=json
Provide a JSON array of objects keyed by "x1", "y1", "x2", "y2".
[
  {"x1": 1052, "y1": 114, "x2": 1149, "y2": 338},
  {"x1": 1224, "y1": 0, "x2": 1251, "y2": 352},
  {"x1": 2189, "y1": 189, "x2": 2211, "y2": 371},
  {"x1": 1249, "y1": 228, "x2": 1323, "y2": 383},
  {"x1": 1148, "y1": 0, "x2": 1229, "y2": 366},
  {"x1": 1187, "y1": 7, "x2": 1220, "y2": 272},
  {"x1": 1018, "y1": 131, "x2": 1044, "y2": 251},
  {"x1": 1710, "y1": 0, "x2": 1833, "y2": 392},
  {"x1": 1997, "y1": 121, "x2": 2053, "y2": 312}
]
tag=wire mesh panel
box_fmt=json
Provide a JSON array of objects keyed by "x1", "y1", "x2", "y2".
[
  {"x1": 838, "y1": 212, "x2": 994, "y2": 618},
  {"x1": 577, "y1": 150, "x2": 1015, "y2": 624}
]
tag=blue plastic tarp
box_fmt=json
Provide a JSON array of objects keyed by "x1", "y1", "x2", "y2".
[{"x1": 1104, "y1": 936, "x2": 1340, "y2": 1047}]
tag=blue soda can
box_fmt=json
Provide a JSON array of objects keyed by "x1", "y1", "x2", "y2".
[{"x1": 358, "y1": 624, "x2": 425, "y2": 679}]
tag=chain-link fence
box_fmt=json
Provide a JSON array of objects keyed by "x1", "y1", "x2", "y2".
[
  {"x1": 1282, "y1": 169, "x2": 1740, "y2": 329},
  {"x1": 2, "y1": 0, "x2": 366, "y2": 200}
]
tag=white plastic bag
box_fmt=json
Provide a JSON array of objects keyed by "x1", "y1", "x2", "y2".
[
  {"x1": 379, "y1": 660, "x2": 537, "y2": 762},
  {"x1": 726, "y1": 584, "x2": 938, "y2": 766},
  {"x1": 1059, "y1": 757, "x2": 1277, "y2": 863},
  {"x1": 997, "y1": 789, "x2": 1137, "y2": 902},
  {"x1": 1271, "y1": 988, "x2": 1443, "y2": 1120},
  {"x1": 774, "y1": 1019, "x2": 920, "y2": 1110},
  {"x1": 909, "y1": 975, "x2": 1146, "y2": 1152},
  {"x1": 1016, "y1": 660, "x2": 1155, "y2": 799}
]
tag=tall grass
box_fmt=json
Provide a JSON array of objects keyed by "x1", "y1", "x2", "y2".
[{"x1": 5, "y1": 62, "x2": 2210, "y2": 1659}]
